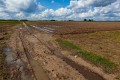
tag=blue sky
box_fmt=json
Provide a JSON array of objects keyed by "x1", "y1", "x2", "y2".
[
  {"x1": 0, "y1": 0, "x2": 120, "y2": 20},
  {"x1": 38, "y1": 0, "x2": 70, "y2": 10}
]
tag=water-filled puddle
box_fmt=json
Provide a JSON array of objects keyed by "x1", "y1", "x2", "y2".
[
  {"x1": 3, "y1": 48, "x2": 33, "y2": 80},
  {"x1": 3, "y1": 48, "x2": 14, "y2": 64}
]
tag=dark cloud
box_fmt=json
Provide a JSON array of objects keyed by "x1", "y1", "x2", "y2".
[
  {"x1": 92, "y1": 0, "x2": 117, "y2": 7},
  {"x1": 0, "y1": 0, "x2": 4, "y2": 7},
  {"x1": 19, "y1": 1, "x2": 38, "y2": 13},
  {"x1": 0, "y1": 0, "x2": 43, "y2": 13}
]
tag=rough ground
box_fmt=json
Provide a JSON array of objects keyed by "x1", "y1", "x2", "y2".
[
  {"x1": 61, "y1": 31, "x2": 120, "y2": 77},
  {"x1": 0, "y1": 22, "x2": 20, "y2": 80},
  {"x1": 8, "y1": 26, "x2": 86, "y2": 80},
  {"x1": 6, "y1": 22, "x2": 119, "y2": 80},
  {"x1": 28, "y1": 21, "x2": 120, "y2": 35}
]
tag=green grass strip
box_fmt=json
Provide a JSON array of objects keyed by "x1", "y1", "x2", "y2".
[
  {"x1": 0, "y1": 21, "x2": 20, "y2": 24},
  {"x1": 56, "y1": 38, "x2": 118, "y2": 73}
]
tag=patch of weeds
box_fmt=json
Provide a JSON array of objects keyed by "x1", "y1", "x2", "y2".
[
  {"x1": 56, "y1": 38, "x2": 118, "y2": 73},
  {"x1": 56, "y1": 38, "x2": 80, "y2": 50}
]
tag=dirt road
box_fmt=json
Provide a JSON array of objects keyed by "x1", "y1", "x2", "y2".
[{"x1": 6, "y1": 23, "x2": 115, "y2": 80}]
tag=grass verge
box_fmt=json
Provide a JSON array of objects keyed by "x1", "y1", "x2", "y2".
[
  {"x1": 0, "y1": 21, "x2": 21, "y2": 24},
  {"x1": 56, "y1": 38, "x2": 118, "y2": 73}
]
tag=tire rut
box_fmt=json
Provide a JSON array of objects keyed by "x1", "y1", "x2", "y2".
[{"x1": 18, "y1": 29, "x2": 50, "y2": 80}]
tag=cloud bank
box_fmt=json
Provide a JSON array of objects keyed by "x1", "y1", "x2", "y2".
[
  {"x1": 0, "y1": 0, "x2": 120, "y2": 20},
  {"x1": 0, "y1": 0, "x2": 43, "y2": 19}
]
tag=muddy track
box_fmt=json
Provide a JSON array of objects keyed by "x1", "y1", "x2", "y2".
[
  {"x1": 18, "y1": 29, "x2": 50, "y2": 80},
  {"x1": 23, "y1": 23, "x2": 106, "y2": 80},
  {"x1": 4, "y1": 29, "x2": 36, "y2": 80},
  {"x1": 18, "y1": 31, "x2": 37, "y2": 80}
]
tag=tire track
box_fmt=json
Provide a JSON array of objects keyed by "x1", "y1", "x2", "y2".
[{"x1": 18, "y1": 30, "x2": 50, "y2": 80}]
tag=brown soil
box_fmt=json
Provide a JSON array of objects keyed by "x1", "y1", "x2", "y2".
[
  {"x1": 28, "y1": 21, "x2": 120, "y2": 34},
  {"x1": 6, "y1": 22, "x2": 120, "y2": 80},
  {"x1": 0, "y1": 23, "x2": 19, "y2": 80},
  {"x1": 61, "y1": 31, "x2": 120, "y2": 76},
  {"x1": 8, "y1": 25, "x2": 86, "y2": 80},
  {"x1": 61, "y1": 33, "x2": 120, "y2": 64},
  {"x1": 24, "y1": 31, "x2": 86, "y2": 80},
  {"x1": 7, "y1": 30, "x2": 35, "y2": 80},
  {"x1": 23, "y1": 25, "x2": 106, "y2": 80},
  {"x1": 30, "y1": 31, "x2": 116, "y2": 80}
]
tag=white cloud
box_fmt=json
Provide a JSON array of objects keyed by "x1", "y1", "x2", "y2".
[
  {"x1": 0, "y1": 0, "x2": 43, "y2": 19},
  {"x1": 68, "y1": 0, "x2": 117, "y2": 8},
  {"x1": 4, "y1": 0, "x2": 43, "y2": 13},
  {"x1": 52, "y1": 0, "x2": 120, "y2": 20},
  {"x1": 68, "y1": 0, "x2": 93, "y2": 8},
  {"x1": 0, "y1": 12, "x2": 10, "y2": 19},
  {"x1": 0, "y1": 0, "x2": 120, "y2": 20}
]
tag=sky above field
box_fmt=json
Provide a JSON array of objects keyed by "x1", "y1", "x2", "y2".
[{"x1": 0, "y1": 0, "x2": 120, "y2": 21}]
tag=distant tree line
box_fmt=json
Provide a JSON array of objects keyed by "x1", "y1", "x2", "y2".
[
  {"x1": 50, "y1": 20, "x2": 56, "y2": 21},
  {"x1": 84, "y1": 19, "x2": 94, "y2": 21},
  {"x1": 0, "y1": 19, "x2": 28, "y2": 21}
]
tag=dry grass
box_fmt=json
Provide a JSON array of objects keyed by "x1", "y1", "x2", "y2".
[
  {"x1": 62, "y1": 31, "x2": 120, "y2": 64},
  {"x1": 60, "y1": 30, "x2": 120, "y2": 79}
]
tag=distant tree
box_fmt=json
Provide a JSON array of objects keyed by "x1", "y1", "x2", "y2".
[
  {"x1": 84, "y1": 19, "x2": 87, "y2": 21},
  {"x1": 89, "y1": 19, "x2": 94, "y2": 21},
  {"x1": 21, "y1": 19, "x2": 28, "y2": 21},
  {"x1": 84, "y1": 19, "x2": 94, "y2": 22},
  {"x1": 68, "y1": 20, "x2": 74, "y2": 21},
  {"x1": 88, "y1": 19, "x2": 91, "y2": 21},
  {"x1": 50, "y1": 20, "x2": 56, "y2": 21}
]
